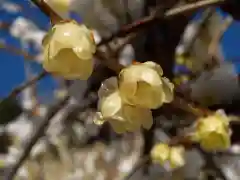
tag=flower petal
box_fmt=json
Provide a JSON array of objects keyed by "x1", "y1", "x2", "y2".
[
  {"x1": 162, "y1": 77, "x2": 174, "y2": 103},
  {"x1": 169, "y1": 146, "x2": 185, "y2": 168},
  {"x1": 108, "y1": 119, "x2": 127, "y2": 134},
  {"x1": 134, "y1": 81, "x2": 164, "y2": 109},
  {"x1": 151, "y1": 143, "x2": 170, "y2": 165},
  {"x1": 122, "y1": 105, "x2": 145, "y2": 131},
  {"x1": 100, "y1": 91, "x2": 122, "y2": 118},
  {"x1": 98, "y1": 77, "x2": 119, "y2": 99},
  {"x1": 143, "y1": 61, "x2": 163, "y2": 76}
]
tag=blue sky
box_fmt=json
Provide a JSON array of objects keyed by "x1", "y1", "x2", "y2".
[{"x1": 1, "y1": 1, "x2": 240, "y2": 101}]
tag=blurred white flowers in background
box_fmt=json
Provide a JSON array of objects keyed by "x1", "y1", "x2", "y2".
[
  {"x1": 10, "y1": 16, "x2": 46, "y2": 63},
  {"x1": 190, "y1": 62, "x2": 240, "y2": 105},
  {"x1": 10, "y1": 17, "x2": 45, "y2": 49},
  {"x1": 1, "y1": 2, "x2": 21, "y2": 13}
]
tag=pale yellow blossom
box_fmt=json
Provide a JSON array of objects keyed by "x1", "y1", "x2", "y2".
[
  {"x1": 94, "y1": 77, "x2": 153, "y2": 133},
  {"x1": 119, "y1": 61, "x2": 174, "y2": 109},
  {"x1": 191, "y1": 110, "x2": 231, "y2": 152},
  {"x1": 150, "y1": 143, "x2": 170, "y2": 165},
  {"x1": 151, "y1": 143, "x2": 185, "y2": 169},
  {"x1": 42, "y1": 20, "x2": 96, "y2": 80},
  {"x1": 169, "y1": 146, "x2": 185, "y2": 168}
]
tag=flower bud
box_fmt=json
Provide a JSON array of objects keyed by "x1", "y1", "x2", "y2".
[
  {"x1": 119, "y1": 61, "x2": 174, "y2": 109},
  {"x1": 94, "y1": 77, "x2": 153, "y2": 133},
  {"x1": 151, "y1": 143, "x2": 185, "y2": 169},
  {"x1": 42, "y1": 20, "x2": 96, "y2": 80},
  {"x1": 191, "y1": 110, "x2": 231, "y2": 152}
]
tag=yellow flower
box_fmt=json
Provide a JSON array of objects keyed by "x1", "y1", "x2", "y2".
[
  {"x1": 119, "y1": 61, "x2": 174, "y2": 109},
  {"x1": 94, "y1": 77, "x2": 153, "y2": 133},
  {"x1": 42, "y1": 20, "x2": 96, "y2": 80},
  {"x1": 45, "y1": 0, "x2": 70, "y2": 18},
  {"x1": 169, "y1": 146, "x2": 185, "y2": 169},
  {"x1": 151, "y1": 143, "x2": 170, "y2": 165},
  {"x1": 151, "y1": 143, "x2": 185, "y2": 169},
  {"x1": 191, "y1": 110, "x2": 231, "y2": 152}
]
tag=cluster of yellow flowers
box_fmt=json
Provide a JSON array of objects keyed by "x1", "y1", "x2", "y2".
[
  {"x1": 42, "y1": 19, "x2": 232, "y2": 153},
  {"x1": 150, "y1": 110, "x2": 232, "y2": 168},
  {"x1": 42, "y1": 20, "x2": 174, "y2": 133},
  {"x1": 190, "y1": 110, "x2": 232, "y2": 152},
  {"x1": 151, "y1": 143, "x2": 185, "y2": 169},
  {"x1": 94, "y1": 62, "x2": 174, "y2": 133}
]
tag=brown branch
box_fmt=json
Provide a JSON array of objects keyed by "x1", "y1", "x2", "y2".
[
  {"x1": 0, "y1": 43, "x2": 36, "y2": 60},
  {"x1": 172, "y1": 95, "x2": 212, "y2": 116},
  {"x1": 30, "y1": 0, "x2": 61, "y2": 24},
  {"x1": 0, "y1": 42, "x2": 49, "y2": 116},
  {"x1": 99, "y1": 0, "x2": 225, "y2": 46},
  {"x1": 113, "y1": 33, "x2": 138, "y2": 57},
  {"x1": 0, "y1": 71, "x2": 48, "y2": 105},
  {"x1": 0, "y1": 22, "x2": 10, "y2": 30},
  {"x1": 165, "y1": 0, "x2": 225, "y2": 17},
  {"x1": 1, "y1": 43, "x2": 40, "y2": 113}
]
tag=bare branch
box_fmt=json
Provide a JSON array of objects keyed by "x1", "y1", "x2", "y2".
[
  {"x1": 0, "y1": 43, "x2": 36, "y2": 60},
  {"x1": 0, "y1": 71, "x2": 48, "y2": 105}
]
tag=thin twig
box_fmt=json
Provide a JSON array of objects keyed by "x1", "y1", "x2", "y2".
[
  {"x1": 0, "y1": 43, "x2": 36, "y2": 60},
  {"x1": 0, "y1": 42, "x2": 48, "y2": 106},
  {"x1": 30, "y1": 0, "x2": 61, "y2": 24},
  {"x1": 0, "y1": 71, "x2": 48, "y2": 104},
  {"x1": 165, "y1": 0, "x2": 225, "y2": 17},
  {"x1": 0, "y1": 21, "x2": 10, "y2": 30}
]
